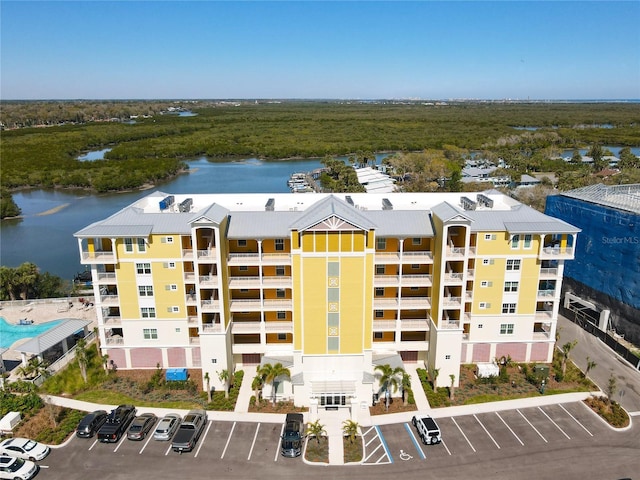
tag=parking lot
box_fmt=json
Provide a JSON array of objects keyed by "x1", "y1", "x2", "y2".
[{"x1": 362, "y1": 401, "x2": 608, "y2": 465}]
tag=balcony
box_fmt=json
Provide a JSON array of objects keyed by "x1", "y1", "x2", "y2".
[
  {"x1": 373, "y1": 319, "x2": 396, "y2": 331},
  {"x1": 227, "y1": 253, "x2": 260, "y2": 265},
  {"x1": 442, "y1": 296, "x2": 462, "y2": 307},
  {"x1": 264, "y1": 299, "x2": 293, "y2": 310},
  {"x1": 262, "y1": 276, "x2": 293, "y2": 288},
  {"x1": 265, "y1": 321, "x2": 293, "y2": 333},
  {"x1": 232, "y1": 321, "x2": 262, "y2": 334},
  {"x1": 373, "y1": 298, "x2": 399, "y2": 309},
  {"x1": 444, "y1": 272, "x2": 464, "y2": 284},
  {"x1": 199, "y1": 275, "x2": 218, "y2": 287},
  {"x1": 196, "y1": 248, "x2": 217, "y2": 261},
  {"x1": 375, "y1": 252, "x2": 401, "y2": 263},
  {"x1": 189, "y1": 337, "x2": 200, "y2": 345},
  {"x1": 402, "y1": 251, "x2": 433, "y2": 264},
  {"x1": 401, "y1": 274, "x2": 432, "y2": 287},
  {"x1": 439, "y1": 319, "x2": 461, "y2": 329},
  {"x1": 100, "y1": 295, "x2": 119, "y2": 306},
  {"x1": 540, "y1": 246, "x2": 574, "y2": 259},
  {"x1": 232, "y1": 343, "x2": 266, "y2": 354},
  {"x1": 537, "y1": 289, "x2": 556, "y2": 300},
  {"x1": 374, "y1": 275, "x2": 400, "y2": 286},
  {"x1": 184, "y1": 271, "x2": 196, "y2": 283},
  {"x1": 466, "y1": 269, "x2": 475, "y2": 280},
  {"x1": 533, "y1": 330, "x2": 552, "y2": 340},
  {"x1": 261, "y1": 253, "x2": 292, "y2": 265},
  {"x1": 539, "y1": 268, "x2": 558, "y2": 279},
  {"x1": 81, "y1": 250, "x2": 116, "y2": 264},
  {"x1": 187, "y1": 315, "x2": 199, "y2": 325},
  {"x1": 468, "y1": 246, "x2": 477, "y2": 257},
  {"x1": 95, "y1": 272, "x2": 116, "y2": 284},
  {"x1": 185, "y1": 294, "x2": 198, "y2": 306},
  {"x1": 201, "y1": 299, "x2": 221, "y2": 311},
  {"x1": 446, "y1": 246, "x2": 466, "y2": 258},
  {"x1": 229, "y1": 276, "x2": 261, "y2": 288},
  {"x1": 400, "y1": 318, "x2": 430, "y2": 331},
  {"x1": 399, "y1": 297, "x2": 431, "y2": 308},
  {"x1": 103, "y1": 315, "x2": 121, "y2": 326},
  {"x1": 105, "y1": 336, "x2": 124, "y2": 345},
  {"x1": 182, "y1": 249, "x2": 194, "y2": 260},
  {"x1": 201, "y1": 322, "x2": 224, "y2": 333},
  {"x1": 535, "y1": 310, "x2": 554, "y2": 320}
]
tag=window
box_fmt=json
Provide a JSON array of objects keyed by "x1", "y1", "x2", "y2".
[
  {"x1": 137, "y1": 238, "x2": 146, "y2": 252},
  {"x1": 124, "y1": 238, "x2": 133, "y2": 253},
  {"x1": 479, "y1": 302, "x2": 490, "y2": 309},
  {"x1": 480, "y1": 280, "x2": 491, "y2": 287},
  {"x1": 482, "y1": 258, "x2": 494, "y2": 265},
  {"x1": 504, "y1": 281, "x2": 519, "y2": 292},
  {"x1": 410, "y1": 286, "x2": 419, "y2": 291},
  {"x1": 169, "y1": 284, "x2": 177, "y2": 291},
  {"x1": 376, "y1": 265, "x2": 385, "y2": 275},
  {"x1": 138, "y1": 285, "x2": 154, "y2": 297},
  {"x1": 169, "y1": 306, "x2": 180, "y2": 313},
  {"x1": 141, "y1": 307, "x2": 156, "y2": 318},
  {"x1": 163, "y1": 262, "x2": 176, "y2": 269},
  {"x1": 237, "y1": 239, "x2": 247, "y2": 247},
  {"x1": 275, "y1": 238, "x2": 284, "y2": 251},
  {"x1": 136, "y1": 263, "x2": 151, "y2": 275},
  {"x1": 240, "y1": 289, "x2": 249, "y2": 293},
  {"x1": 411, "y1": 264, "x2": 419, "y2": 270},
  {"x1": 277, "y1": 333, "x2": 287, "y2": 341},
  {"x1": 276, "y1": 266, "x2": 285, "y2": 276},
  {"x1": 376, "y1": 237, "x2": 386, "y2": 250},
  {"x1": 375, "y1": 310, "x2": 384, "y2": 318},
  {"x1": 506, "y1": 259, "x2": 521, "y2": 271},
  {"x1": 276, "y1": 289, "x2": 286, "y2": 298},
  {"x1": 374, "y1": 332, "x2": 383, "y2": 339},
  {"x1": 484, "y1": 234, "x2": 496, "y2": 241},
  {"x1": 277, "y1": 311, "x2": 286, "y2": 320},
  {"x1": 445, "y1": 355, "x2": 451, "y2": 360},
  {"x1": 143, "y1": 328, "x2": 158, "y2": 339},
  {"x1": 239, "y1": 266, "x2": 248, "y2": 271},
  {"x1": 511, "y1": 235, "x2": 520, "y2": 249},
  {"x1": 412, "y1": 238, "x2": 421, "y2": 246},
  {"x1": 165, "y1": 236, "x2": 174, "y2": 244},
  {"x1": 375, "y1": 287, "x2": 384, "y2": 297},
  {"x1": 478, "y1": 324, "x2": 483, "y2": 329},
  {"x1": 500, "y1": 323, "x2": 515, "y2": 335},
  {"x1": 524, "y1": 234, "x2": 532, "y2": 249},
  {"x1": 502, "y1": 303, "x2": 517, "y2": 314}
]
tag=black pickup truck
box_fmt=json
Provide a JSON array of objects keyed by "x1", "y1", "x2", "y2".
[
  {"x1": 171, "y1": 409, "x2": 207, "y2": 453},
  {"x1": 97, "y1": 405, "x2": 137, "y2": 443}
]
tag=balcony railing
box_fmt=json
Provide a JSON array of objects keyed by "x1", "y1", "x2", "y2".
[
  {"x1": 533, "y1": 330, "x2": 552, "y2": 340},
  {"x1": 81, "y1": 250, "x2": 116, "y2": 263},
  {"x1": 201, "y1": 299, "x2": 221, "y2": 311},
  {"x1": 199, "y1": 275, "x2": 218, "y2": 286},
  {"x1": 100, "y1": 295, "x2": 119, "y2": 305},
  {"x1": 196, "y1": 248, "x2": 217, "y2": 261},
  {"x1": 466, "y1": 269, "x2": 475, "y2": 279},
  {"x1": 232, "y1": 321, "x2": 262, "y2": 333},
  {"x1": 535, "y1": 310, "x2": 553, "y2": 320},
  {"x1": 400, "y1": 318, "x2": 430, "y2": 330},
  {"x1": 105, "y1": 336, "x2": 124, "y2": 345},
  {"x1": 228, "y1": 276, "x2": 261, "y2": 288},
  {"x1": 444, "y1": 272, "x2": 464, "y2": 283},
  {"x1": 374, "y1": 275, "x2": 400, "y2": 286},
  {"x1": 264, "y1": 299, "x2": 293, "y2": 310},
  {"x1": 399, "y1": 297, "x2": 431, "y2": 308},
  {"x1": 539, "y1": 268, "x2": 558, "y2": 277},
  {"x1": 182, "y1": 249, "x2": 194, "y2": 260},
  {"x1": 186, "y1": 294, "x2": 198, "y2": 305},
  {"x1": 541, "y1": 246, "x2": 574, "y2": 257},
  {"x1": 103, "y1": 316, "x2": 121, "y2": 326},
  {"x1": 402, "y1": 251, "x2": 433, "y2": 263},
  {"x1": 397, "y1": 340, "x2": 429, "y2": 350},
  {"x1": 265, "y1": 321, "x2": 293, "y2": 333},
  {"x1": 442, "y1": 296, "x2": 462, "y2": 307},
  {"x1": 375, "y1": 252, "x2": 401, "y2": 263},
  {"x1": 262, "y1": 276, "x2": 293, "y2": 288},
  {"x1": 401, "y1": 274, "x2": 432, "y2": 286},
  {"x1": 446, "y1": 246, "x2": 466, "y2": 257},
  {"x1": 468, "y1": 246, "x2": 477, "y2": 257},
  {"x1": 227, "y1": 253, "x2": 260, "y2": 265},
  {"x1": 189, "y1": 337, "x2": 200, "y2": 345},
  {"x1": 184, "y1": 271, "x2": 196, "y2": 282},
  {"x1": 187, "y1": 316, "x2": 199, "y2": 325},
  {"x1": 96, "y1": 272, "x2": 116, "y2": 283},
  {"x1": 373, "y1": 298, "x2": 399, "y2": 309},
  {"x1": 537, "y1": 289, "x2": 556, "y2": 298},
  {"x1": 439, "y1": 319, "x2": 460, "y2": 329},
  {"x1": 372, "y1": 319, "x2": 396, "y2": 330},
  {"x1": 261, "y1": 253, "x2": 292, "y2": 264},
  {"x1": 201, "y1": 322, "x2": 224, "y2": 333}
]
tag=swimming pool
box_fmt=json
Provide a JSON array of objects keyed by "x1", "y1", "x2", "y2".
[{"x1": 0, "y1": 317, "x2": 64, "y2": 349}]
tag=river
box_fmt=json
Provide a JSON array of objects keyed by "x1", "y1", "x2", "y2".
[{"x1": 0, "y1": 155, "x2": 389, "y2": 280}]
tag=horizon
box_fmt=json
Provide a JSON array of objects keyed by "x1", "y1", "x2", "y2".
[{"x1": 2, "y1": 1, "x2": 639, "y2": 101}]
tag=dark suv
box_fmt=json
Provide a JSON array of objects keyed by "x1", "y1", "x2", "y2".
[
  {"x1": 280, "y1": 413, "x2": 304, "y2": 457},
  {"x1": 76, "y1": 410, "x2": 108, "y2": 438}
]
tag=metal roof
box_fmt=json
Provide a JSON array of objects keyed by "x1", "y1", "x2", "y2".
[
  {"x1": 559, "y1": 183, "x2": 640, "y2": 215},
  {"x1": 227, "y1": 211, "x2": 299, "y2": 239},
  {"x1": 291, "y1": 195, "x2": 376, "y2": 232},
  {"x1": 467, "y1": 204, "x2": 580, "y2": 234},
  {"x1": 365, "y1": 210, "x2": 434, "y2": 237},
  {"x1": 16, "y1": 319, "x2": 92, "y2": 355},
  {"x1": 431, "y1": 202, "x2": 472, "y2": 223}
]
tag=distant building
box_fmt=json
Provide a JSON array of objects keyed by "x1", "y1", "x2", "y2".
[
  {"x1": 517, "y1": 174, "x2": 542, "y2": 188},
  {"x1": 461, "y1": 166, "x2": 511, "y2": 187},
  {"x1": 545, "y1": 184, "x2": 640, "y2": 344}
]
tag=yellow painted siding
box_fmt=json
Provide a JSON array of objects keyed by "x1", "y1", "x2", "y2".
[
  {"x1": 292, "y1": 254, "x2": 302, "y2": 350},
  {"x1": 148, "y1": 234, "x2": 182, "y2": 257},
  {"x1": 430, "y1": 215, "x2": 444, "y2": 322},
  {"x1": 266, "y1": 333, "x2": 293, "y2": 343},
  {"x1": 339, "y1": 256, "x2": 366, "y2": 354},
  {"x1": 473, "y1": 258, "x2": 505, "y2": 314},
  {"x1": 292, "y1": 230, "x2": 300, "y2": 250},
  {"x1": 476, "y1": 232, "x2": 509, "y2": 256},
  {"x1": 301, "y1": 257, "x2": 327, "y2": 354},
  {"x1": 328, "y1": 232, "x2": 340, "y2": 252},
  {"x1": 153, "y1": 259, "x2": 185, "y2": 318},
  {"x1": 117, "y1": 263, "x2": 140, "y2": 318},
  {"x1": 354, "y1": 232, "x2": 365, "y2": 251},
  {"x1": 341, "y1": 232, "x2": 353, "y2": 252},
  {"x1": 518, "y1": 258, "x2": 540, "y2": 313},
  {"x1": 373, "y1": 331, "x2": 395, "y2": 342}
]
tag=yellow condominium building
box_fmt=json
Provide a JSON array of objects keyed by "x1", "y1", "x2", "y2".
[{"x1": 75, "y1": 190, "x2": 579, "y2": 411}]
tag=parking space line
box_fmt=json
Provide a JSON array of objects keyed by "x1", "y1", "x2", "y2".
[
  {"x1": 517, "y1": 409, "x2": 547, "y2": 443},
  {"x1": 113, "y1": 435, "x2": 127, "y2": 453},
  {"x1": 403, "y1": 423, "x2": 426, "y2": 460},
  {"x1": 164, "y1": 443, "x2": 172, "y2": 456},
  {"x1": 440, "y1": 439, "x2": 452, "y2": 456},
  {"x1": 138, "y1": 434, "x2": 154, "y2": 454},
  {"x1": 495, "y1": 412, "x2": 524, "y2": 446},
  {"x1": 538, "y1": 407, "x2": 570, "y2": 439},
  {"x1": 195, "y1": 420, "x2": 213, "y2": 458},
  {"x1": 451, "y1": 417, "x2": 476, "y2": 453},
  {"x1": 562, "y1": 404, "x2": 593, "y2": 437},
  {"x1": 363, "y1": 442, "x2": 384, "y2": 463},
  {"x1": 248, "y1": 423, "x2": 261, "y2": 461},
  {"x1": 474, "y1": 414, "x2": 500, "y2": 449},
  {"x1": 274, "y1": 423, "x2": 284, "y2": 462},
  {"x1": 220, "y1": 421, "x2": 236, "y2": 459},
  {"x1": 375, "y1": 425, "x2": 394, "y2": 463},
  {"x1": 88, "y1": 439, "x2": 98, "y2": 451}
]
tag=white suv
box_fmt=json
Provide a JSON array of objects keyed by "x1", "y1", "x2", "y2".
[{"x1": 412, "y1": 414, "x2": 442, "y2": 445}]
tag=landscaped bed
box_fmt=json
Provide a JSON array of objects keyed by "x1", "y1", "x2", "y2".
[{"x1": 304, "y1": 436, "x2": 329, "y2": 463}]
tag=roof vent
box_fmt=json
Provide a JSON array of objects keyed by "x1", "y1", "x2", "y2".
[
  {"x1": 159, "y1": 195, "x2": 175, "y2": 211},
  {"x1": 382, "y1": 198, "x2": 393, "y2": 210},
  {"x1": 461, "y1": 196, "x2": 477, "y2": 210},
  {"x1": 265, "y1": 198, "x2": 275, "y2": 211},
  {"x1": 477, "y1": 194, "x2": 494, "y2": 208},
  {"x1": 345, "y1": 196, "x2": 354, "y2": 206},
  {"x1": 178, "y1": 198, "x2": 192, "y2": 213}
]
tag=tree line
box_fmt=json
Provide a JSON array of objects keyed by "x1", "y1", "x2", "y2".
[{"x1": 0, "y1": 262, "x2": 67, "y2": 301}]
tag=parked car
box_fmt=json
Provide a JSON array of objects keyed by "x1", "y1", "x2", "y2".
[
  {"x1": 280, "y1": 413, "x2": 305, "y2": 457},
  {"x1": 0, "y1": 455, "x2": 39, "y2": 480},
  {"x1": 171, "y1": 409, "x2": 207, "y2": 453},
  {"x1": 153, "y1": 413, "x2": 181, "y2": 441},
  {"x1": 412, "y1": 414, "x2": 442, "y2": 445},
  {"x1": 0, "y1": 438, "x2": 50, "y2": 461},
  {"x1": 97, "y1": 405, "x2": 137, "y2": 443},
  {"x1": 76, "y1": 410, "x2": 108, "y2": 438},
  {"x1": 127, "y1": 413, "x2": 158, "y2": 441}
]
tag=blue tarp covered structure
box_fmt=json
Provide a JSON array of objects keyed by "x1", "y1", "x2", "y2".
[{"x1": 165, "y1": 368, "x2": 188, "y2": 381}]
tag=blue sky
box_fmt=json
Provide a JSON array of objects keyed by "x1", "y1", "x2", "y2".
[{"x1": 1, "y1": 1, "x2": 639, "y2": 100}]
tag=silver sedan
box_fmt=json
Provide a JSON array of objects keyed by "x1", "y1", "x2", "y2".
[{"x1": 153, "y1": 413, "x2": 181, "y2": 441}]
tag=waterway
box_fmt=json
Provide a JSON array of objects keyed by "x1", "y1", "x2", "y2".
[{"x1": 0, "y1": 154, "x2": 389, "y2": 280}]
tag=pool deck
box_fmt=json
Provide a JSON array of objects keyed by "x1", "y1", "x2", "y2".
[{"x1": 0, "y1": 299, "x2": 97, "y2": 363}]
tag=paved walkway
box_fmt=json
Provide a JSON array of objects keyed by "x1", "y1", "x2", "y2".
[{"x1": 234, "y1": 365, "x2": 258, "y2": 413}]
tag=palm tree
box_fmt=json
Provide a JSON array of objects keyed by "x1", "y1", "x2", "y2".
[
  {"x1": 342, "y1": 419, "x2": 360, "y2": 444},
  {"x1": 217, "y1": 369, "x2": 230, "y2": 399},
  {"x1": 0, "y1": 266, "x2": 18, "y2": 300},
  {"x1": 430, "y1": 367, "x2": 440, "y2": 388},
  {"x1": 401, "y1": 372, "x2": 412, "y2": 406},
  {"x1": 75, "y1": 338, "x2": 88, "y2": 383},
  {"x1": 258, "y1": 363, "x2": 291, "y2": 404},
  {"x1": 15, "y1": 262, "x2": 38, "y2": 300},
  {"x1": 449, "y1": 374, "x2": 456, "y2": 401},
  {"x1": 204, "y1": 372, "x2": 212, "y2": 403},
  {"x1": 585, "y1": 357, "x2": 597, "y2": 379},
  {"x1": 561, "y1": 340, "x2": 577, "y2": 376},
  {"x1": 607, "y1": 374, "x2": 617, "y2": 402},
  {"x1": 307, "y1": 420, "x2": 326, "y2": 445},
  {"x1": 18, "y1": 357, "x2": 49, "y2": 380},
  {"x1": 375, "y1": 364, "x2": 404, "y2": 410},
  {"x1": 251, "y1": 374, "x2": 263, "y2": 407}
]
